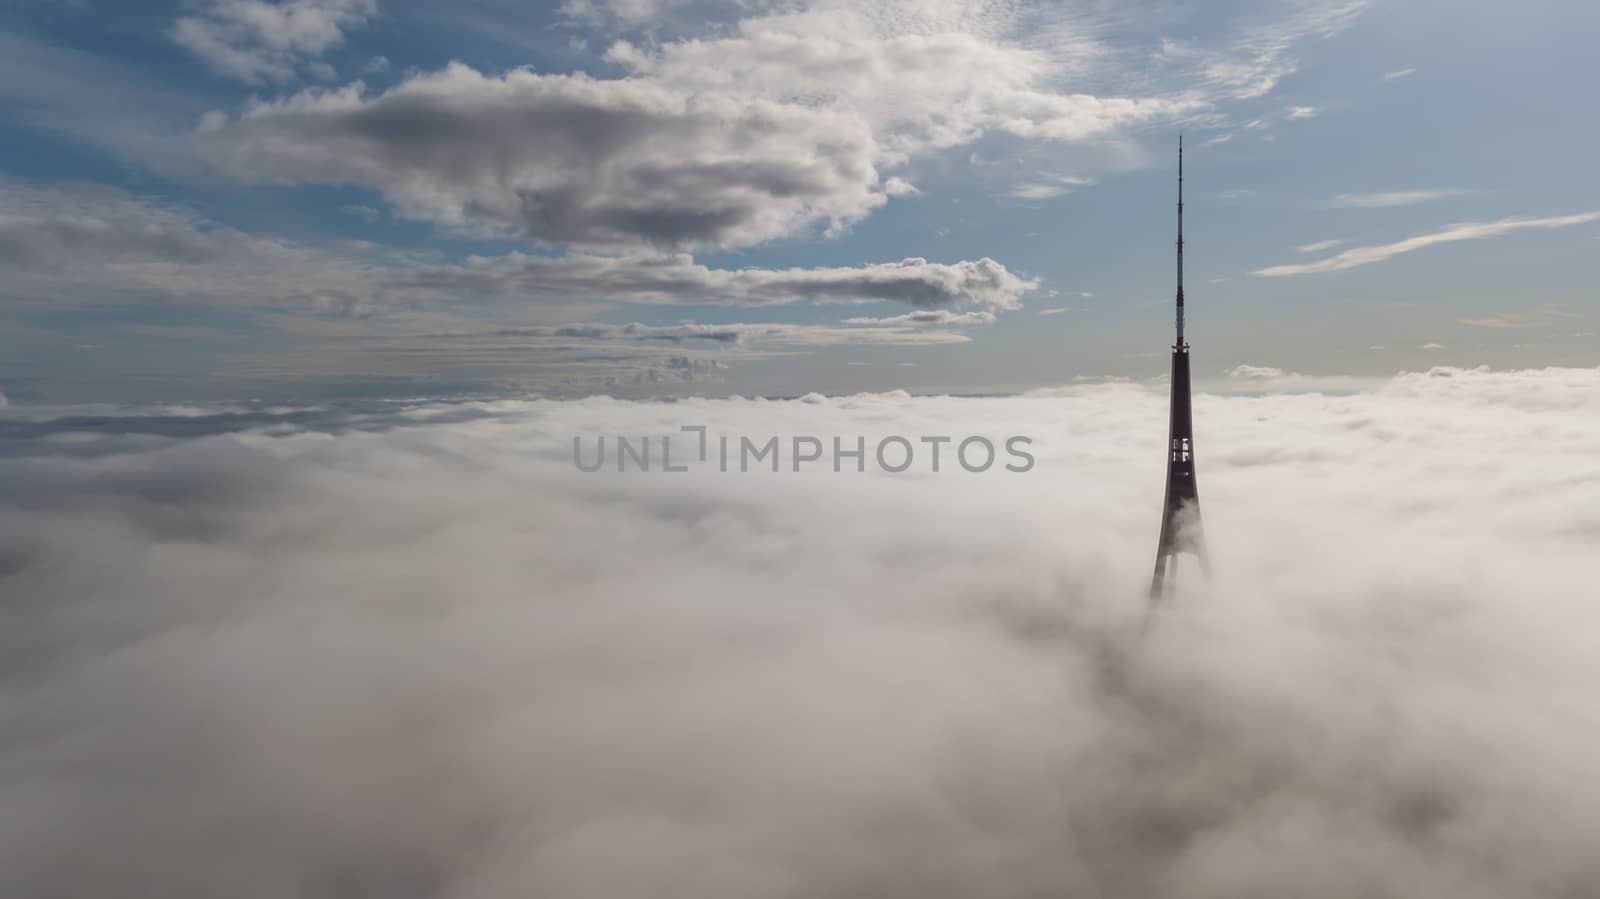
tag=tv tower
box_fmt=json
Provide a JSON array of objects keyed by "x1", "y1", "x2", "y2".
[{"x1": 1150, "y1": 135, "x2": 1209, "y2": 600}]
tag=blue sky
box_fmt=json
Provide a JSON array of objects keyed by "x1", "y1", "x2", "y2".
[{"x1": 0, "y1": 0, "x2": 1595, "y2": 402}]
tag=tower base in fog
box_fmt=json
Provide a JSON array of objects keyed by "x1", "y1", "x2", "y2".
[{"x1": 1149, "y1": 343, "x2": 1209, "y2": 600}]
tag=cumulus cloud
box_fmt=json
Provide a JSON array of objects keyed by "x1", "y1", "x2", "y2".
[
  {"x1": 883, "y1": 176, "x2": 921, "y2": 197},
  {"x1": 196, "y1": 64, "x2": 888, "y2": 249},
  {"x1": 1, "y1": 365, "x2": 1598, "y2": 897},
  {"x1": 170, "y1": 0, "x2": 377, "y2": 84},
  {"x1": 1253, "y1": 212, "x2": 1600, "y2": 277},
  {"x1": 192, "y1": 0, "x2": 1194, "y2": 250}
]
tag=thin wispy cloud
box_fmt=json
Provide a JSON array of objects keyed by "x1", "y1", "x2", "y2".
[
  {"x1": 1285, "y1": 105, "x2": 1319, "y2": 119},
  {"x1": 1253, "y1": 212, "x2": 1600, "y2": 277},
  {"x1": 1009, "y1": 175, "x2": 1096, "y2": 201},
  {"x1": 1165, "y1": 0, "x2": 1373, "y2": 101},
  {"x1": 841, "y1": 310, "x2": 996, "y2": 326},
  {"x1": 1459, "y1": 317, "x2": 1529, "y2": 330},
  {"x1": 1330, "y1": 188, "x2": 1481, "y2": 208},
  {"x1": 1296, "y1": 238, "x2": 1344, "y2": 253},
  {"x1": 1382, "y1": 67, "x2": 1416, "y2": 80},
  {"x1": 1458, "y1": 306, "x2": 1585, "y2": 331}
]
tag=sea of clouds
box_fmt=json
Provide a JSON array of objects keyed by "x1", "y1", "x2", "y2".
[{"x1": 2, "y1": 365, "x2": 1599, "y2": 898}]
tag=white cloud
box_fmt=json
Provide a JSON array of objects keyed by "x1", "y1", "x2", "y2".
[
  {"x1": 1220, "y1": 364, "x2": 1375, "y2": 392},
  {"x1": 1157, "y1": 2, "x2": 1371, "y2": 101},
  {"x1": 1009, "y1": 175, "x2": 1096, "y2": 201},
  {"x1": 1382, "y1": 67, "x2": 1416, "y2": 80},
  {"x1": 1285, "y1": 105, "x2": 1319, "y2": 119},
  {"x1": 2, "y1": 365, "x2": 1599, "y2": 896},
  {"x1": 1252, "y1": 212, "x2": 1600, "y2": 277},
  {"x1": 883, "y1": 176, "x2": 921, "y2": 197},
  {"x1": 1295, "y1": 238, "x2": 1343, "y2": 253},
  {"x1": 1330, "y1": 188, "x2": 1480, "y2": 208},
  {"x1": 182, "y1": 0, "x2": 1376, "y2": 254},
  {"x1": 1226, "y1": 364, "x2": 1286, "y2": 379},
  {"x1": 1459, "y1": 316, "x2": 1530, "y2": 330},
  {"x1": 195, "y1": 66, "x2": 888, "y2": 249},
  {"x1": 193, "y1": 2, "x2": 1196, "y2": 250},
  {"x1": 170, "y1": 0, "x2": 377, "y2": 84}
]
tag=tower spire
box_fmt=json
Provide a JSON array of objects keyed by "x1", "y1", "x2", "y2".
[
  {"x1": 1176, "y1": 133, "x2": 1184, "y2": 346},
  {"x1": 1150, "y1": 135, "x2": 1209, "y2": 602}
]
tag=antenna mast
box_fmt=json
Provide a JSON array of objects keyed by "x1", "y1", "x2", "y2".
[{"x1": 1176, "y1": 134, "x2": 1185, "y2": 346}]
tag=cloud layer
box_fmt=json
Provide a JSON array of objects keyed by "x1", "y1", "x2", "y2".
[
  {"x1": 2, "y1": 366, "x2": 1599, "y2": 897},
  {"x1": 0, "y1": 183, "x2": 1031, "y2": 315}
]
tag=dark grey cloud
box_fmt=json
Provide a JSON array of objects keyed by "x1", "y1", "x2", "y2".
[
  {"x1": 0, "y1": 184, "x2": 1031, "y2": 315},
  {"x1": 196, "y1": 66, "x2": 886, "y2": 249},
  {"x1": 426, "y1": 321, "x2": 970, "y2": 346},
  {"x1": 843, "y1": 309, "x2": 997, "y2": 325},
  {"x1": 407, "y1": 252, "x2": 1036, "y2": 310}
]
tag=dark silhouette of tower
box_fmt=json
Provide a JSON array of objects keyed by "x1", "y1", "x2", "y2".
[{"x1": 1150, "y1": 136, "x2": 1209, "y2": 600}]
